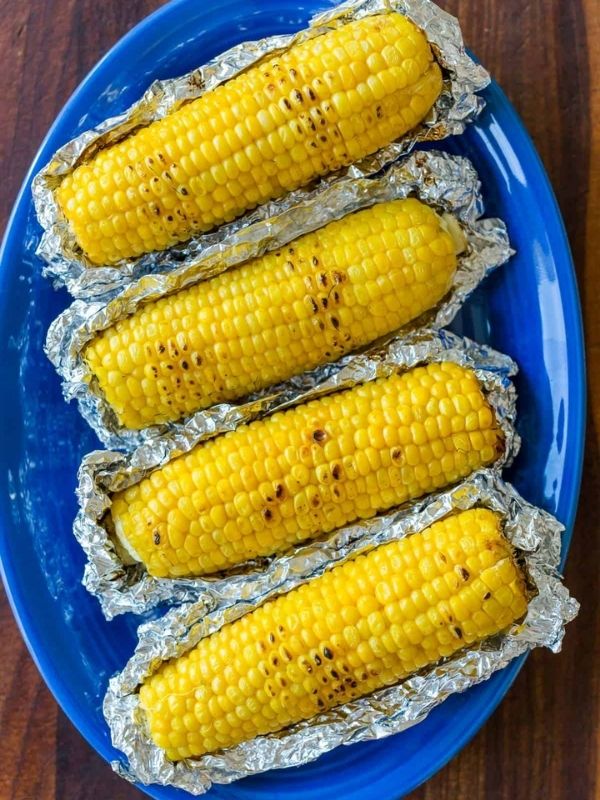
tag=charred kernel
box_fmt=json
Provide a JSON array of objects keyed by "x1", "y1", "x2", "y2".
[
  {"x1": 139, "y1": 509, "x2": 527, "y2": 761},
  {"x1": 111, "y1": 363, "x2": 503, "y2": 576},
  {"x1": 457, "y1": 566, "x2": 470, "y2": 581},
  {"x1": 153, "y1": 532, "x2": 161, "y2": 545}
]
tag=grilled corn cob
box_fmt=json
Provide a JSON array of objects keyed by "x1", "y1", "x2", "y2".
[
  {"x1": 139, "y1": 508, "x2": 528, "y2": 760},
  {"x1": 57, "y1": 14, "x2": 442, "y2": 265},
  {"x1": 111, "y1": 363, "x2": 503, "y2": 577},
  {"x1": 85, "y1": 198, "x2": 463, "y2": 430}
]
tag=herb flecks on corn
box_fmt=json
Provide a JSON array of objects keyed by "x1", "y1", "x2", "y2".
[
  {"x1": 139, "y1": 508, "x2": 528, "y2": 760},
  {"x1": 85, "y1": 198, "x2": 460, "y2": 429},
  {"x1": 57, "y1": 14, "x2": 442, "y2": 265},
  {"x1": 111, "y1": 363, "x2": 503, "y2": 578}
]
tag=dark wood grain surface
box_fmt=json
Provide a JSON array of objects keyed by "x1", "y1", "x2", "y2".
[{"x1": 0, "y1": 0, "x2": 597, "y2": 798}]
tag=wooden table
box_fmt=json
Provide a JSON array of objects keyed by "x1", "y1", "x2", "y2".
[{"x1": 0, "y1": 0, "x2": 597, "y2": 797}]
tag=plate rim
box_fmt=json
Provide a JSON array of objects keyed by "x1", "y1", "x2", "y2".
[{"x1": 0, "y1": 0, "x2": 586, "y2": 797}]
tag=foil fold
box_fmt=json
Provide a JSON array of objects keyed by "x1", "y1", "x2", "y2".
[
  {"x1": 74, "y1": 329, "x2": 520, "y2": 619},
  {"x1": 103, "y1": 471, "x2": 578, "y2": 793},
  {"x1": 33, "y1": 0, "x2": 489, "y2": 298},
  {"x1": 45, "y1": 150, "x2": 512, "y2": 451}
]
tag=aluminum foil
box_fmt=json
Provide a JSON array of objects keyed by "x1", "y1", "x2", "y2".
[
  {"x1": 74, "y1": 329, "x2": 520, "y2": 619},
  {"x1": 46, "y1": 150, "x2": 512, "y2": 451},
  {"x1": 104, "y1": 471, "x2": 578, "y2": 793},
  {"x1": 33, "y1": 0, "x2": 490, "y2": 299}
]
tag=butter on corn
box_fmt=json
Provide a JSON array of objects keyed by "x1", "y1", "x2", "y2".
[
  {"x1": 110, "y1": 362, "x2": 503, "y2": 578},
  {"x1": 56, "y1": 14, "x2": 443, "y2": 265},
  {"x1": 84, "y1": 198, "x2": 463, "y2": 430},
  {"x1": 139, "y1": 508, "x2": 529, "y2": 760}
]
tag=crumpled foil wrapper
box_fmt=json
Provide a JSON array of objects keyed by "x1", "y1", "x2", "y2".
[
  {"x1": 46, "y1": 151, "x2": 512, "y2": 451},
  {"x1": 74, "y1": 329, "x2": 520, "y2": 619},
  {"x1": 33, "y1": 0, "x2": 490, "y2": 299},
  {"x1": 103, "y1": 471, "x2": 578, "y2": 793}
]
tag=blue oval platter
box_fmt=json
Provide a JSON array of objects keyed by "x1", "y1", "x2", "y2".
[{"x1": 0, "y1": 0, "x2": 586, "y2": 798}]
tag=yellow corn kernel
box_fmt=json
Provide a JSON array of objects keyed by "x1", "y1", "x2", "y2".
[
  {"x1": 85, "y1": 198, "x2": 461, "y2": 429},
  {"x1": 139, "y1": 508, "x2": 529, "y2": 760},
  {"x1": 111, "y1": 363, "x2": 504, "y2": 577},
  {"x1": 57, "y1": 14, "x2": 442, "y2": 265}
]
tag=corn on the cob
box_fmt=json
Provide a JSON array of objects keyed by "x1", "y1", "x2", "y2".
[
  {"x1": 57, "y1": 14, "x2": 442, "y2": 265},
  {"x1": 139, "y1": 508, "x2": 528, "y2": 760},
  {"x1": 111, "y1": 363, "x2": 503, "y2": 577},
  {"x1": 85, "y1": 199, "x2": 462, "y2": 430}
]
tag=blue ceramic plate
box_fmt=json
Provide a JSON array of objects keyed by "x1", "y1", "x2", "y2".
[{"x1": 0, "y1": 1, "x2": 585, "y2": 798}]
